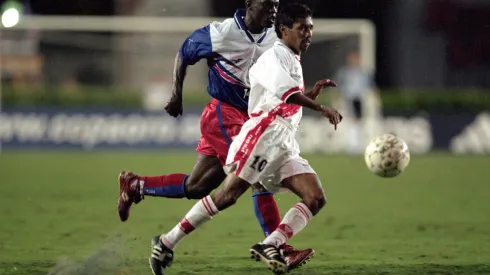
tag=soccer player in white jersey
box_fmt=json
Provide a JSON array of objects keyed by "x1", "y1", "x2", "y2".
[
  {"x1": 118, "y1": 0, "x2": 313, "y2": 272},
  {"x1": 149, "y1": 3, "x2": 342, "y2": 274}
]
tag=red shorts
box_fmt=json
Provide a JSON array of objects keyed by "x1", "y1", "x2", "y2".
[{"x1": 196, "y1": 99, "x2": 249, "y2": 165}]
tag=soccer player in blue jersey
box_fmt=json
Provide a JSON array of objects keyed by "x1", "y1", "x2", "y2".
[
  {"x1": 150, "y1": 4, "x2": 341, "y2": 274},
  {"x1": 117, "y1": 0, "x2": 314, "y2": 273}
]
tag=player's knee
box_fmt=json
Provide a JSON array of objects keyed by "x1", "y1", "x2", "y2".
[
  {"x1": 186, "y1": 189, "x2": 208, "y2": 200},
  {"x1": 210, "y1": 177, "x2": 250, "y2": 211},
  {"x1": 185, "y1": 178, "x2": 213, "y2": 199},
  {"x1": 303, "y1": 193, "x2": 327, "y2": 216},
  {"x1": 317, "y1": 194, "x2": 327, "y2": 211}
]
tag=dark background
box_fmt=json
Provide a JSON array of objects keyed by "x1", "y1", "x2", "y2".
[{"x1": 2, "y1": 0, "x2": 489, "y2": 88}]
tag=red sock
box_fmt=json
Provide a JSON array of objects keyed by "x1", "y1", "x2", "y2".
[
  {"x1": 252, "y1": 192, "x2": 283, "y2": 244},
  {"x1": 142, "y1": 173, "x2": 188, "y2": 198}
]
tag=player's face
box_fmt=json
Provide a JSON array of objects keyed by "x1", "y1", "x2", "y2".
[
  {"x1": 285, "y1": 17, "x2": 313, "y2": 53},
  {"x1": 248, "y1": 0, "x2": 279, "y2": 28}
]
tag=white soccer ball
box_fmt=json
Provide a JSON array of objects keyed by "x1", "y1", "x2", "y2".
[{"x1": 364, "y1": 134, "x2": 410, "y2": 178}]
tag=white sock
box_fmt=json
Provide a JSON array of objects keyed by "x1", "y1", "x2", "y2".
[
  {"x1": 262, "y1": 203, "x2": 312, "y2": 247},
  {"x1": 161, "y1": 195, "x2": 219, "y2": 249}
]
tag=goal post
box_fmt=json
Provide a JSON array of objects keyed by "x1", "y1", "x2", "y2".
[
  {"x1": 2, "y1": 15, "x2": 376, "y2": 71},
  {"x1": 0, "y1": 16, "x2": 376, "y2": 152}
]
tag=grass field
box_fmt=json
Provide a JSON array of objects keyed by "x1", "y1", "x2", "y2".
[{"x1": 1, "y1": 151, "x2": 490, "y2": 275}]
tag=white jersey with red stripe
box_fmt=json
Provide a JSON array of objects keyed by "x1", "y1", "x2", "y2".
[
  {"x1": 224, "y1": 41, "x2": 316, "y2": 191},
  {"x1": 247, "y1": 41, "x2": 305, "y2": 128}
]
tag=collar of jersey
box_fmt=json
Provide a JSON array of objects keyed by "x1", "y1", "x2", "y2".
[{"x1": 234, "y1": 9, "x2": 269, "y2": 44}]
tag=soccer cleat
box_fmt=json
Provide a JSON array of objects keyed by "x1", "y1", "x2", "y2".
[
  {"x1": 282, "y1": 244, "x2": 315, "y2": 272},
  {"x1": 117, "y1": 171, "x2": 144, "y2": 222},
  {"x1": 149, "y1": 236, "x2": 174, "y2": 275},
  {"x1": 250, "y1": 243, "x2": 287, "y2": 274}
]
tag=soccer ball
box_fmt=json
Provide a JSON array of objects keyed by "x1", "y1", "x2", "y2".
[{"x1": 364, "y1": 134, "x2": 410, "y2": 178}]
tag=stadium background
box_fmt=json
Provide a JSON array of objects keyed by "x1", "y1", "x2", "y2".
[{"x1": 1, "y1": 0, "x2": 489, "y2": 274}]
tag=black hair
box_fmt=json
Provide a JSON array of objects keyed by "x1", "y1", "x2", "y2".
[{"x1": 274, "y1": 3, "x2": 312, "y2": 38}]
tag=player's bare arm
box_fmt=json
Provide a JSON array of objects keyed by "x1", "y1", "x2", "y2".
[
  {"x1": 286, "y1": 92, "x2": 343, "y2": 129},
  {"x1": 165, "y1": 52, "x2": 188, "y2": 117},
  {"x1": 304, "y1": 79, "x2": 337, "y2": 100}
]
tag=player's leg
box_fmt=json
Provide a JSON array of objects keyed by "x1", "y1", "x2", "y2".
[
  {"x1": 140, "y1": 151, "x2": 225, "y2": 199},
  {"x1": 251, "y1": 183, "x2": 280, "y2": 237},
  {"x1": 155, "y1": 118, "x2": 272, "y2": 250},
  {"x1": 260, "y1": 172, "x2": 325, "y2": 247},
  {"x1": 158, "y1": 173, "x2": 252, "y2": 249},
  {"x1": 213, "y1": 101, "x2": 284, "y2": 240},
  {"x1": 250, "y1": 182, "x2": 315, "y2": 272},
  {"x1": 150, "y1": 172, "x2": 253, "y2": 275},
  {"x1": 182, "y1": 154, "x2": 227, "y2": 199},
  {"x1": 250, "y1": 172, "x2": 323, "y2": 274},
  {"x1": 150, "y1": 122, "x2": 286, "y2": 274},
  {"x1": 248, "y1": 183, "x2": 291, "y2": 274},
  {"x1": 150, "y1": 174, "x2": 287, "y2": 274},
  {"x1": 117, "y1": 151, "x2": 225, "y2": 221},
  {"x1": 117, "y1": 102, "x2": 227, "y2": 221},
  {"x1": 127, "y1": 101, "x2": 227, "y2": 199},
  {"x1": 249, "y1": 158, "x2": 322, "y2": 272}
]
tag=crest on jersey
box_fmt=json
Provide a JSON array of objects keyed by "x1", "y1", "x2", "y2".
[{"x1": 291, "y1": 66, "x2": 302, "y2": 80}]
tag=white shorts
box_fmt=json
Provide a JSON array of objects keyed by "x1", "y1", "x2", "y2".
[{"x1": 224, "y1": 117, "x2": 316, "y2": 193}]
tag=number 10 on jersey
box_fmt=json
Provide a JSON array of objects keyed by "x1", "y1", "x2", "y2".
[{"x1": 250, "y1": 156, "x2": 268, "y2": 172}]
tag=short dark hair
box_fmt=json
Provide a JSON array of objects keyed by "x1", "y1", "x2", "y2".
[{"x1": 274, "y1": 3, "x2": 312, "y2": 39}]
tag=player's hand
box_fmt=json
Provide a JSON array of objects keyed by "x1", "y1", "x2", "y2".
[
  {"x1": 164, "y1": 94, "x2": 183, "y2": 117},
  {"x1": 320, "y1": 106, "x2": 343, "y2": 130},
  {"x1": 310, "y1": 79, "x2": 337, "y2": 99}
]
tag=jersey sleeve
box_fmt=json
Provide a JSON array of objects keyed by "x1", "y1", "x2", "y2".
[
  {"x1": 179, "y1": 25, "x2": 214, "y2": 65},
  {"x1": 256, "y1": 49, "x2": 302, "y2": 103}
]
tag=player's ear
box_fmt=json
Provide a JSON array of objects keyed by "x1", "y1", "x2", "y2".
[{"x1": 280, "y1": 25, "x2": 288, "y2": 37}]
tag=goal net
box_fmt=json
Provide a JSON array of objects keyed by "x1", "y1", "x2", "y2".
[
  {"x1": 0, "y1": 15, "x2": 375, "y2": 103},
  {"x1": 0, "y1": 16, "x2": 376, "y2": 152}
]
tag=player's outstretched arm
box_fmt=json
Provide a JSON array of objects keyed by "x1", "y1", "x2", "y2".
[
  {"x1": 165, "y1": 52, "x2": 188, "y2": 117},
  {"x1": 304, "y1": 79, "x2": 337, "y2": 100},
  {"x1": 286, "y1": 93, "x2": 343, "y2": 130},
  {"x1": 286, "y1": 92, "x2": 325, "y2": 112},
  {"x1": 165, "y1": 25, "x2": 214, "y2": 117}
]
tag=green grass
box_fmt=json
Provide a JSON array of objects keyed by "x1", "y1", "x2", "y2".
[{"x1": 1, "y1": 151, "x2": 490, "y2": 275}]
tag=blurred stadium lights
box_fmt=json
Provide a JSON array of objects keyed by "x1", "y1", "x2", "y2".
[{"x1": 1, "y1": 0, "x2": 22, "y2": 28}]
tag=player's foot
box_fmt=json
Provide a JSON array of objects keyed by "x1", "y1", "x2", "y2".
[
  {"x1": 149, "y1": 236, "x2": 174, "y2": 275},
  {"x1": 250, "y1": 243, "x2": 287, "y2": 274},
  {"x1": 117, "y1": 171, "x2": 144, "y2": 222},
  {"x1": 282, "y1": 244, "x2": 315, "y2": 272}
]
